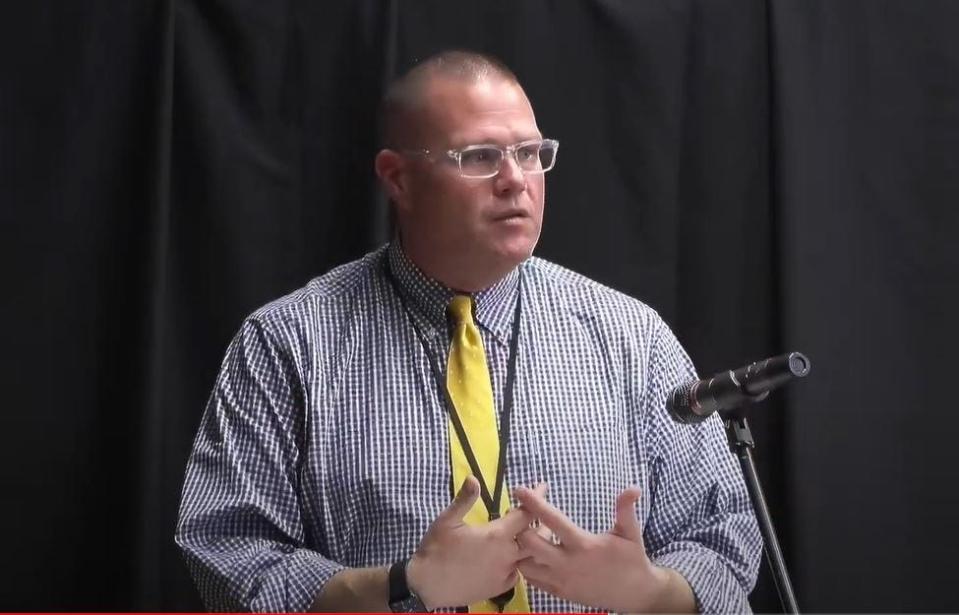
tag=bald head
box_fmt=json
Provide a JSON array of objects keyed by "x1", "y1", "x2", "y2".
[{"x1": 380, "y1": 50, "x2": 522, "y2": 148}]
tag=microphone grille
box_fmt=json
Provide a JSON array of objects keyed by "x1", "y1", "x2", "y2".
[
  {"x1": 788, "y1": 352, "x2": 811, "y2": 377},
  {"x1": 666, "y1": 380, "x2": 708, "y2": 425}
]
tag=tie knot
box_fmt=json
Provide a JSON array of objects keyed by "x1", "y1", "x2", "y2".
[{"x1": 448, "y1": 295, "x2": 475, "y2": 326}]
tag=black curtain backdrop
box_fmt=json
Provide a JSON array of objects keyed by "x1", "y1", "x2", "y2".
[{"x1": 2, "y1": 0, "x2": 957, "y2": 611}]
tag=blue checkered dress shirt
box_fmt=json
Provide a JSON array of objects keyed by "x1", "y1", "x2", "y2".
[{"x1": 175, "y1": 242, "x2": 762, "y2": 613}]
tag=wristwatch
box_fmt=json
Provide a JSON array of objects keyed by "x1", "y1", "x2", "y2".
[{"x1": 388, "y1": 558, "x2": 428, "y2": 613}]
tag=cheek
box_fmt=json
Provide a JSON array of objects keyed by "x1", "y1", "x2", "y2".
[
  {"x1": 447, "y1": 181, "x2": 492, "y2": 218},
  {"x1": 413, "y1": 177, "x2": 482, "y2": 231},
  {"x1": 528, "y1": 177, "x2": 546, "y2": 215}
]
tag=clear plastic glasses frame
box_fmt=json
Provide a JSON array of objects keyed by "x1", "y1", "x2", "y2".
[{"x1": 403, "y1": 138, "x2": 559, "y2": 179}]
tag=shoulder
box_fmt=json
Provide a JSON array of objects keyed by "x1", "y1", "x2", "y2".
[
  {"x1": 521, "y1": 256, "x2": 669, "y2": 339},
  {"x1": 244, "y1": 246, "x2": 387, "y2": 339},
  {"x1": 521, "y1": 256, "x2": 696, "y2": 400}
]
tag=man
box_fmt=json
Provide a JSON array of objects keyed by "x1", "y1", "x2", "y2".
[{"x1": 176, "y1": 50, "x2": 761, "y2": 613}]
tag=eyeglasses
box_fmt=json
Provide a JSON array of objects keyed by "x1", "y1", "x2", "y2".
[{"x1": 402, "y1": 138, "x2": 559, "y2": 179}]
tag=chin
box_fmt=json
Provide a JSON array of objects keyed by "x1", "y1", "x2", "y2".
[{"x1": 493, "y1": 237, "x2": 539, "y2": 268}]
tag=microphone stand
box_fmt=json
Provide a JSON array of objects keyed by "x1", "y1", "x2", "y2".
[{"x1": 723, "y1": 414, "x2": 800, "y2": 614}]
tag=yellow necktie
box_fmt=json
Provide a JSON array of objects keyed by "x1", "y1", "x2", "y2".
[{"x1": 447, "y1": 295, "x2": 530, "y2": 613}]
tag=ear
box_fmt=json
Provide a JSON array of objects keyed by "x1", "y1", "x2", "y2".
[{"x1": 374, "y1": 149, "x2": 410, "y2": 206}]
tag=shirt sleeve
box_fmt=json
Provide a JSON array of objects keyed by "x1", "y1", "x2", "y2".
[
  {"x1": 640, "y1": 320, "x2": 763, "y2": 614},
  {"x1": 175, "y1": 316, "x2": 345, "y2": 612}
]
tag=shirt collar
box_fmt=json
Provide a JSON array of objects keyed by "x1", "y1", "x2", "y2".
[{"x1": 386, "y1": 240, "x2": 519, "y2": 344}]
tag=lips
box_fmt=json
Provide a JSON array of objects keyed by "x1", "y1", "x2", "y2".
[{"x1": 492, "y1": 210, "x2": 528, "y2": 221}]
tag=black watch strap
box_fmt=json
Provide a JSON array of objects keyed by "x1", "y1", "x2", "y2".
[{"x1": 388, "y1": 559, "x2": 427, "y2": 612}]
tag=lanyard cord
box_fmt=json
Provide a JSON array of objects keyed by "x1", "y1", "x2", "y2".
[{"x1": 384, "y1": 259, "x2": 524, "y2": 521}]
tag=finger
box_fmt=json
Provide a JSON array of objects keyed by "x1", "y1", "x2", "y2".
[
  {"x1": 438, "y1": 475, "x2": 480, "y2": 525},
  {"x1": 519, "y1": 523, "x2": 553, "y2": 542},
  {"x1": 518, "y1": 558, "x2": 551, "y2": 577},
  {"x1": 515, "y1": 525, "x2": 560, "y2": 563},
  {"x1": 611, "y1": 486, "x2": 643, "y2": 542},
  {"x1": 498, "y1": 483, "x2": 548, "y2": 535},
  {"x1": 517, "y1": 560, "x2": 556, "y2": 595},
  {"x1": 513, "y1": 486, "x2": 582, "y2": 546},
  {"x1": 501, "y1": 568, "x2": 520, "y2": 593},
  {"x1": 497, "y1": 511, "x2": 534, "y2": 538}
]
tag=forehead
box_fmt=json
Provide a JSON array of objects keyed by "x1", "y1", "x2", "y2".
[{"x1": 417, "y1": 76, "x2": 540, "y2": 145}]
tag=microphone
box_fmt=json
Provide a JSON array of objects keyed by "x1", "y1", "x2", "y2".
[{"x1": 667, "y1": 352, "x2": 811, "y2": 424}]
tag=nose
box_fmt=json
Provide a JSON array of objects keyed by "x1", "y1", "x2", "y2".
[{"x1": 493, "y1": 155, "x2": 527, "y2": 196}]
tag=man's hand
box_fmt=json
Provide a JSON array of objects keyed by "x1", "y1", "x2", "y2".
[
  {"x1": 406, "y1": 477, "x2": 546, "y2": 610},
  {"x1": 514, "y1": 486, "x2": 696, "y2": 613}
]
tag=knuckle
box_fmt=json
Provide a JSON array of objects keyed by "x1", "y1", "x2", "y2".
[
  {"x1": 580, "y1": 536, "x2": 601, "y2": 555},
  {"x1": 485, "y1": 526, "x2": 505, "y2": 546}
]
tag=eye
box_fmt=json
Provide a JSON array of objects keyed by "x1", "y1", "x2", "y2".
[
  {"x1": 517, "y1": 145, "x2": 539, "y2": 161},
  {"x1": 460, "y1": 148, "x2": 499, "y2": 167},
  {"x1": 462, "y1": 149, "x2": 492, "y2": 164}
]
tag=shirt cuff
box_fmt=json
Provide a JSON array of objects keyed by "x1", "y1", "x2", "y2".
[
  {"x1": 653, "y1": 548, "x2": 753, "y2": 614},
  {"x1": 254, "y1": 547, "x2": 348, "y2": 612}
]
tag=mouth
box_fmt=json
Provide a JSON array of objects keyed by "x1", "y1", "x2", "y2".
[{"x1": 492, "y1": 210, "x2": 529, "y2": 222}]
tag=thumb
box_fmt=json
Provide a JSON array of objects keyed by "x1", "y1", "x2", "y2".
[
  {"x1": 440, "y1": 475, "x2": 480, "y2": 525},
  {"x1": 531, "y1": 482, "x2": 549, "y2": 499},
  {"x1": 611, "y1": 487, "x2": 643, "y2": 542}
]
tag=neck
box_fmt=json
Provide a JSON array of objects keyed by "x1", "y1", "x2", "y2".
[{"x1": 397, "y1": 236, "x2": 516, "y2": 293}]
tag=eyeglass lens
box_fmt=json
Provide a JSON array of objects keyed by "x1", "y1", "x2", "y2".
[{"x1": 460, "y1": 142, "x2": 557, "y2": 177}]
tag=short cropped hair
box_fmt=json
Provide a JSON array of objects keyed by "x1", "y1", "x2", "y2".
[{"x1": 379, "y1": 50, "x2": 520, "y2": 148}]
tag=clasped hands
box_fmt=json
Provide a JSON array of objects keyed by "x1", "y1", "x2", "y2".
[{"x1": 407, "y1": 476, "x2": 683, "y2": 613}]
